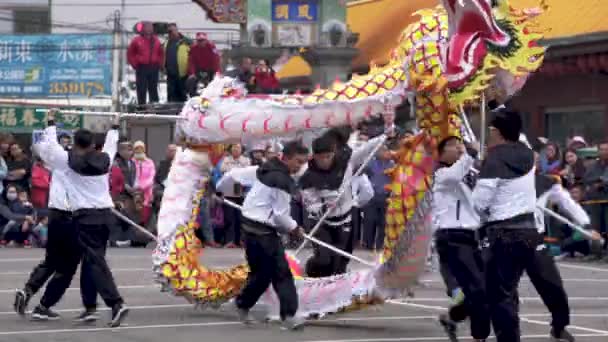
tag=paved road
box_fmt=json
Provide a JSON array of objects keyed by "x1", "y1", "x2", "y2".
[{"x1": 0, "y1": 248, "x2": 607, "y2": 342}]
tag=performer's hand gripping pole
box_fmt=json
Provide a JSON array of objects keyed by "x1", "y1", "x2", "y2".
[
  {"x1": 221, "y1": 198, "x2": 376, "y2": 267},
  {"x1": 293, "y1": 135, "x2": 388, "y2": 256},
  {"x1": 538, "y1": 206, "x2": 604, "y2": 244}
]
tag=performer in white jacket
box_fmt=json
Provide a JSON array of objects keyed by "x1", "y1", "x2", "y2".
[
  {"x1": 432, "y1": 136, "x2": 489, "y2": 342},
  {"x1": 521, "y1": 146, "x2": 590, "y2": 342}
]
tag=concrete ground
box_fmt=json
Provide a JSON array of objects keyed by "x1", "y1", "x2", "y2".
[{"x1": 0, "y1": 247, "x2": 607, "y2": 342}]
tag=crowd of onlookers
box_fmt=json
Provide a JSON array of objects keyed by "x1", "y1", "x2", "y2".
[
  {"x1": 127, "y1": 22, "x2": 280, "y2": 106},
  {"x1": 530, "y1": 135, "x2": 608, "y2": 260}
]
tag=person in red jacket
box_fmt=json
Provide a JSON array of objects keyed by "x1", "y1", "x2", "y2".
[
  {"x1": 30, "y1": 157, "x2": 50, "y2": 209},
  {"x1": 253, "y1": 59, "x2": 280, "y2": 94},
  {"x1": 127, "y1": 22, "x2": 164, "y2": 105},
  {"x1": 185, "y1": 32, "x2": 220, "y2": 97}
]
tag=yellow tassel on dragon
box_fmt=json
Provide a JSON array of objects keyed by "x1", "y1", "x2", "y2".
[{"x1": 152, "y1": 0, "x2": 547, "y2": 319}]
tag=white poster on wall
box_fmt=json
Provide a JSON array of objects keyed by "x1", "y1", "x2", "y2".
[{"x1": 276, "y1": 24, "x2": 312, "y2": 47}]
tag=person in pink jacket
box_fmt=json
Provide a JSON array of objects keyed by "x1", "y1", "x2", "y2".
[{"x1": 133, "y1": 141, "x2": 156, "y2": 225}]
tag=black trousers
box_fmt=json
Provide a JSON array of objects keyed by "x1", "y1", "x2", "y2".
[
  {"x1": 363, "y1": 199, "x2": 386, "y2": 250},
  {"x1": 527, "y1": 247, "x2": 570, "y2": 331},
  {"x1": 223, "y1": 198, "x2": 243, "y2": 245},
  {"x1": 236, "y1": 232, "x2": 298, "y2": 320},
  {"x1": 135, "y1": 65, "x2": 160, "y2": 105},
  {"x1": 166, "y1": 74, "x2": 186, "y2": 102},
  {"x1": 305, "y1": 220, "x2": 352, "y2": 277},
  {"x1": 435, "y1": 229, "x2": 490, "y2": 340},
  {"x1": 78, "y1": 222, "x2": 123, "y2": 309},
  {"x1": 486, "y1": 228, "x2": 544, "y2": 342},
  {"x1": 33, "y1": 210, "x2": 81, "y2": 309}
]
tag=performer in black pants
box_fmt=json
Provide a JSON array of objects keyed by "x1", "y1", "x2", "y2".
[
  {"x1": 14, "y1": 210, "x2": 78, "y2": 319},
  {"x1": 16, "y1": 110, "x2": 128, "y2": 327},
  {"x1": 300, "y1": 131, "x2": 383, "y2": 277},
  {"x1": 217, "y1": 141, "x2": 308, "y2": 330},
  {"x1": 472, "y1": 108, "x2": 538, "y2": 342},
  {"x1": 526, "y1": 146, "x2": 589, "y2": 342},
  {"x1": 14, "y1": 111, "x2": 88, "y2": 320},
  {"x1": 431, "y1": 136, "x2": 488, "y2": 342}
]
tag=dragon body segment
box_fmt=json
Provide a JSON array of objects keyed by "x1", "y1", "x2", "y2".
[{"x1": 153, "y1": 0, "x2": 547, "y2": 319}]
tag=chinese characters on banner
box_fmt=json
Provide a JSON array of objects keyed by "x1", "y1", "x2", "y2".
[
  {"x1": 272, "y1": 1, "x2": 318, "y2": 22},
  {"x1": 0, "y1": 34, "x2": 112, "y2": 97},
  {"x1": 0, "y1": 107, "x2": 82, "y2": 132}
]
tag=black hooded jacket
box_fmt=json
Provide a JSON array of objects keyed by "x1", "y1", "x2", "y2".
[
  {"x1": 68, "y1": 150, "x2": 111, "y2": 176},
  {"x1": 256, "y1": 157, "x2": 296, "y2": 195},
  {"x1": 474, "y1": 142, "x2": 537, "y2": 229}
]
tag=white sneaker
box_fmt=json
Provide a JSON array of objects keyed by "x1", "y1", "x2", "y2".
[{"x1": 281, "y1": 316, "x2": 305, "y2": 331}]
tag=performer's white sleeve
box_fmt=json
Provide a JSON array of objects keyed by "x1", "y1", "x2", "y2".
[
  {"x1": 352, "y1": 174, "x2": 374, "y2": 208},
  {"x1": 472, "y1": 179, "x2": 498, "y2": 215},
  {"x1": 101, "y1": 128, "x2": 119, "y2": 160},
  {"x1": 34, "y1": 125, "x2": 68, "y2": 171},
  {"x1": 435, "y1": 153, "x2": 475, "y2": 188},
  {"x1": 350, "y1": 134, "x2": 386, "y2": 169},
  {"x1": 270, "y1": 188, "x2": 298, "y2": 232},
  {"x1": 216, "y1": 166, "x2": 259, "y2": 193},
  {"x1": 547, "y1": 184, "x2": 591, "y2": 226}
]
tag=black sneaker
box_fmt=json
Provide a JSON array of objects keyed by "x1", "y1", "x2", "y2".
[
  {"x1": 31, "y1": 305, "x2": 61, "y2": 321},
  {"x1": 551, "y1": 327, "x2": 575, "y2": 342},
  {"x1": 109, "y1": 303, "x2": 129, "y2": 328},
  {"x1": 74, "y1": 309, "x2": 100, "y2": 323},
  {"x1": 438, "y1": 313, "x2": 459, "y2": 342},
  {"x1": 14, "y1": 288, "x2": 32, "y2": 316}
]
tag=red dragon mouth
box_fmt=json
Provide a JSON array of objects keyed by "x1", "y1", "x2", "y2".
[{"x1": 442, "y1": 0, "x2": 510, "y2": 89}]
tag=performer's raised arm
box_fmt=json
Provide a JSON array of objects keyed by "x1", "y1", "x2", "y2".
[
  {"x1": 34, "y1": 109, "x2": 68, "y2": 171},
  {"x1": 350, "y1": 134, "x2": 386, "y2": 169},
  {"x1": 546, "y1": 184, "x2": 591, "y2": 226},
  {"x1": 435, "y1": 141, "x2": 478, "y2": 188},
  {"x1": 101, "y1": 117, "x2": 120, "y2": 160},
  {"x1": 216, "y1": 166, "x2": 258, "y2": 194}
]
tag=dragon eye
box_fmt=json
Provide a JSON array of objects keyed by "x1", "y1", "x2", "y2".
[{"x1": 491, "y1": 0, "x2": 500, "y2": 7}]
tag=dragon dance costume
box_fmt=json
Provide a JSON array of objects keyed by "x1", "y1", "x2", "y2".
[{"x1": 152, "y1": 0, "x2": 549, "y2": 325}]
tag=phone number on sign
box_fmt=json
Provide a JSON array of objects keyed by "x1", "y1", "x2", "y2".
[{"x1": 49, "y1": 82, "x2": 106, "y2": 96}]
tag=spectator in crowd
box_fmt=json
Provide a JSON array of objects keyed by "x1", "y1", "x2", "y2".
[
  {"x1": 567, "y1": 136, "x2": 587, "y2": 151},
  {"x1": 110, "y1": 139, "x2": 136, "y2": 246},
  {"x1": 253, "y1": 59, "x2": 280, "y2": 94},
  {"x1": 227, "y1": 57, "x2": 255, "y2": 93},
  {"x1": 58, "y1": 133, "x2": 72, "y2": 151},
  {"x1": 186, "y1": 32, "x2": 221, "y2": 97},
  {"x1": 540, "y1": 141, "x2": 562, "y2": 175},
  {"x1": 248, "y1": 142, "x2": 267, "y2": 166},
  {"x1": 30, "y1": 157, "x2": 50, "y2": 209},
  {"x1": 127, "y1": 21, "x2": 164, "y2": 105},
  {"x1": 0, "y1": 184, "x2": 34, "y2": 247},
  {"x1": 0, "y1": 153, "x2": 6, "y2": 196},
  {"x1": 219, "y1": 144, "x2": 250, "y2": 247},
  {"x1": 0, "y1": 133, "x2": 12, "y2": 160},
  {"x1": 164, "y1": 24, "x2": 191, "y2": 102},
  {"x1": 583, "y1": 141, "x2": 608, "y2": 255},
  {"x1": 363, "y1": 145, "x2": 393, "y2": 250},
  {"x1": 154, "y1": 144, "x2": 177, "y2": 208},
  {"x1": 560, "y1": 149, "x2": 586, "y2": 189},
  {"x1": 5, "y1": 143, "x2": 31, "y2": 192},
  {"x1": 133, "y1": 141, "x2": 156, "y2": 227}
]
